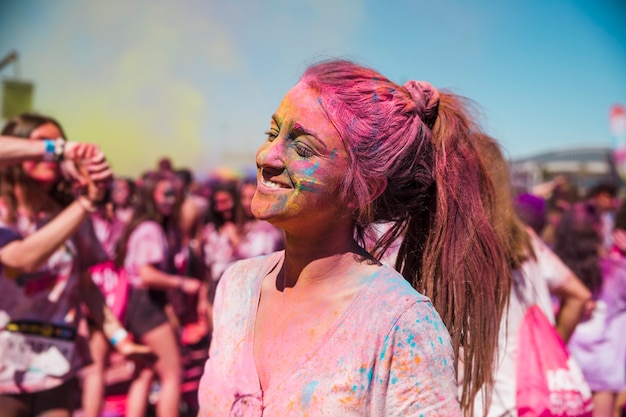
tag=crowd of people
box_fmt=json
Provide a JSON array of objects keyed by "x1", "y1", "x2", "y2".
[{"x1": 0, "y1": 59, "x2": 624, "y2": 417}]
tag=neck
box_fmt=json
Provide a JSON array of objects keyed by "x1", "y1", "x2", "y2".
[{"x1": 280, "y1": 222, "x2": 370, "y2": 289}]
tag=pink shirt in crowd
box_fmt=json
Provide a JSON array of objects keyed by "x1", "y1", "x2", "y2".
[
  {"x1": 203, "y1": 220, "x2": 283, "y2": 283},
  {"x1": 198, "y1": 251, "x2": 460, "y2": 416},
  {"x1": 123, "y1": 221, "x2": 168, "y2": 288}
]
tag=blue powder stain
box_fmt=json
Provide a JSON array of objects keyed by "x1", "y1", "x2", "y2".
[
  {"x1": 301, "y1": 381, "x2": 319, "y2": 407},
  {"x1": 391, "y1": 376, "x2": 398, "y2": 385},
  {"x1": 303, "y1": 162, "x2": 320, "y2": 177},
  {"x1": 438, "y1": 336, "x2": 443, "y2": 345},
  {"x1": 443, "y1": 358, "x2": 448, "y2": 366},
  {"x1": 407, "y1": 333, "x2": 415, "y2": 348},
  {"x1": 365, "y1": 366, "x2": 374, "y2": 385},
  {"x1": 329, "y1": 149, "x2": 338, "y2": 159},
  {"x1": 379, "y1": 334, "x2": 390, "y2": 360},
  {"x1": 352, "y1": 384, "x2": 357, "y2": 392}
]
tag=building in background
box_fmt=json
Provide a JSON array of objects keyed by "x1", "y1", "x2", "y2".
[{"x1": 510, "y1": 146, "x2": 621, "y2": 197}]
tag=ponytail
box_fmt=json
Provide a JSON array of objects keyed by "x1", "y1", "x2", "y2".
[{"x1": 397, "y1": 93, "x2": 510, "y2": 415}]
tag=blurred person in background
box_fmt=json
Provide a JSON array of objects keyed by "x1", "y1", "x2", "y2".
[
  {"x1": 81, "y1": 183, "x2": 131, "y2": 417},
  {"x1": 116, "y1": 170, "x2": 200, "y2": 417},
  {"x1": 514, "y1": 192, "x2": 547, "y2": 236},
  {"x1": 237, "y1": 177, "x2": 284, "y2": 259},
  {"x1": 558, "y1": 201, "x2": 626, "y2": 417},
  {"x1": 172, "y1": 168, "x2": 210, "y2": 416},
  {"x1": 539, "y1": 176, "x2": 579, "y2": 247},
  {"x1": 110, "y1": 177, "x2": 136, "y2": 225},
  {"x1": 585, "y1": 182, "x2": 620, "y2": 252},
  {"x1": 469, "y1": 133, "x2": 591, "y2": 416},
  {"x1": 202, "y1": 181, "x2": 241, "y2": 287},
  {"x1": 0, "y1": 114, "x2": 151, "y2": 417}
]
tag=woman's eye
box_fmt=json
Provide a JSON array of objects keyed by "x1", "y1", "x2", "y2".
[
  {"x1": 294, "y1": 142, "x2": 315, "y2": 159},
  {"x1": 265, "y1": 130, "x2": 278, "y2": 142}
]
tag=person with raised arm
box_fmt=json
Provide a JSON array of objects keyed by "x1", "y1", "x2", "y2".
[{"x1": 0, "y1": 113, "x2": 153, "y2": 417}]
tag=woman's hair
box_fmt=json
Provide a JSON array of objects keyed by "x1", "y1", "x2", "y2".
[
  {"x1": 116, "y1": 170, "x2": 182, "y2": 266},
  {"x1": 473, "y1": 133, "x2": 534, "y2": 269},
  {"x1": 208, "y1": 181, "x2": 243, "y2": 230},
  {"x1": 553, "y1": 202, "x2": 603, "y2": 297},
  {"x1": 614, "y1": 198, "x2": 626, "y2": 231},
  {"x1": 301, "y1": 60, "x2": 509, "y2": 415},
  {"x1": 0, "y1": 113, "x2": 73, "y2": 223},
  {"x1": 112, "y1": 177, "x2": 137, "y2": 209}
]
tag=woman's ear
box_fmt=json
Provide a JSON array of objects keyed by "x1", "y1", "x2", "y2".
[{"x1": 368, "y1": 176, "x2": 388, "y2": 204}]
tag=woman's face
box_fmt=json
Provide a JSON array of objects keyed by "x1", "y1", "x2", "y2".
[
  {"x1": 213, "y1": 190, "x2": 235, "y2": 221},
  {"x1": 112, "y1": 179, "x2": 131, "y2": 206},
  {"x1": 22, "y1": 123, "x2": 62, "y2": 186},
  {"x1": 153, "y1": 180, "x2": 177, "y2": 217},
  {"x1": 252, "y1": 81, "x2": 351, "y2": 230},
  {"x1": 240, "y1": 183, "x2": 256, "y2": 219}
]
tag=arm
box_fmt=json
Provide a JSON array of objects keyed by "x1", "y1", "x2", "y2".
[
  {"x1": 0, "y1": 137, "x2": 109, "y2": 180},
  {"x1": 0, "y1": 136, "x2": 49, "y2": 165},
  {"x1": 0, "y1": 197, "x2": 95, "y2": 273},
  {"x1": 139, "y1": 264, "x2": 200, "y2": 294},
  {"x1": 80, "y1": 270, "x2": 155, "y2": 360},
  {"x1": 552, "y1": 276, "x2": 592, "y2": 343}
]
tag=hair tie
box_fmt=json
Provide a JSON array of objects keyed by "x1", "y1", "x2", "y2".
[{"x1": 403, "y1": 80, "x2": 440, "y2": 129}]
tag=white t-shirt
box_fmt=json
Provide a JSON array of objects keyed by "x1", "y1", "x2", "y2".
[{"x1": 472, "y1": 231, "x2": 573, "y2": 416}]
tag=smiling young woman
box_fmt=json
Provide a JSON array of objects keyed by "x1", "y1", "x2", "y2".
[{"x1": 198, "y1": 60, "x2": 509, "y2": 417}]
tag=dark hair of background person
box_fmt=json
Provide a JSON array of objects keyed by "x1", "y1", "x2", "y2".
[
  {"x1": 115, "y1": 170, "x2": 183, "y2": 268},
  {"x1": 174, "y1": 168, "x2": 193, "y2": 189},
  {"x1": 586, "y1": 181, "x2": 618, "y2": 200},
  {"x1": 553, "y1": 202, "x2": 603, "y2": 297},
  {"x1": 614, "y1": 198, "x2": 626, "y2": 231},
  {"x1": 208, "y1": 181, "x2": 242, "y2": 231}
]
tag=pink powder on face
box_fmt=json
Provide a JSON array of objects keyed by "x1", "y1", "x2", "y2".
[{"x1": 252, "y1": 83, "x2": 351, "y2": 228}]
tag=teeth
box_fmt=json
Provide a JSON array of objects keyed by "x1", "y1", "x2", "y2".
[{"x1": 261, "y1": 177, "x2": 281, "y2": 189}]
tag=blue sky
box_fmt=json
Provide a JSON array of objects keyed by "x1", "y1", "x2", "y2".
[{"x1": 1, "y1": 0, "x2": 624, "y2": 177}]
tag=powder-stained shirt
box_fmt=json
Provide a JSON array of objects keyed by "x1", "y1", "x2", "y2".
[
  {"x1": 198, "y1": 251, "x2": 460, "y2": 416},
  {"x1": 568, "y1": 256, "x2": 626, "y2": 392},
  {"x1": 124, "y1": 221, "x2": 168, "y2": 288},
  {"x1": 0, "y1": 209, "x2": 107, "y2": 394}
]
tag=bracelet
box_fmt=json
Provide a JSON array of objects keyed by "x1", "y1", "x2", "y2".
[
  {"x1": 77, "y1": 196, "x2": 97, "y2": 213},
  {"x1": 43, "y1": 139, "x2": 55, "y2": 161},
  {"x1": 110, "y1": 328, "x2": 129, "y2": 347}
]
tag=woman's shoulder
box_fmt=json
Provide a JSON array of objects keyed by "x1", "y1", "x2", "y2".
[
  {"x1": 369, "y1": 264, "x2": 429, "y2": 300},
  {"x1": 355, "y1": 264, "x2": 433, "y2": 321}
]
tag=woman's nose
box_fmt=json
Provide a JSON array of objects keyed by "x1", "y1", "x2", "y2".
[{"x1": 256, "y1": 137, "x2": 285, "y2": 169}]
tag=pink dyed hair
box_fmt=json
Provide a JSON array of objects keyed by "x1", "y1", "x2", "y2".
[{"x1": 300, "y1": 60, "x2": 509, "y2": 416}]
